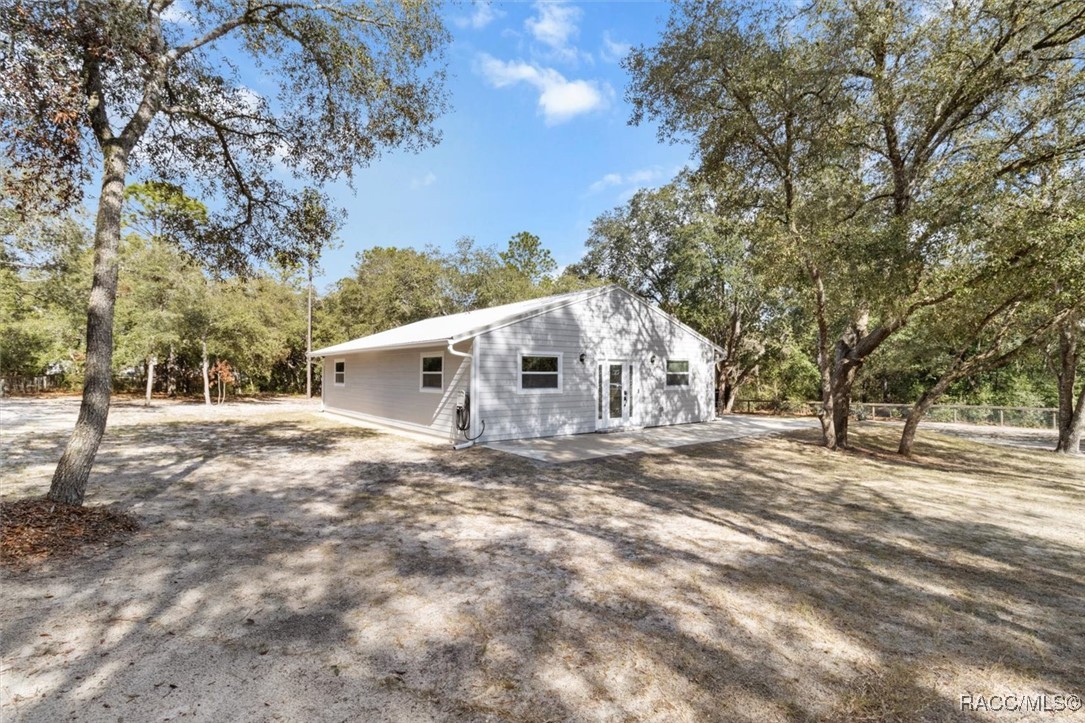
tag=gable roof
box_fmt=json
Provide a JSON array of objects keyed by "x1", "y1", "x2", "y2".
[{"x1": 310, "y1": 284, "x2": 725, "y2": 357}]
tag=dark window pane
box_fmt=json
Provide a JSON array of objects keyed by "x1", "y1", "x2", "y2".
[
  {"x1": 522, "y1": 355, "x2": 559, "y2": 372},
  {"x1": 666, "y1": 373, "x2": 689, "y2": 387},
  {"x1": 334, "y1": 361, "x2": 345, "y2": 373},
  {"x1": 521, "y1": 373, "x2": 559, "y2": 389},
  {"x1": 422, "y1": 356, "x2": 443, "y2": 372},
  {"x1": 666, "y1": 360, "x2": 689, "y2": 373},
  {"x1": 422, "y1": 372, "x2": 442, "y2": 388}
]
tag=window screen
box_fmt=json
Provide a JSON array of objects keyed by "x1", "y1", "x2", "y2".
[{"x1": 334, "y1": 360, "x2": 345, "y2": 385}]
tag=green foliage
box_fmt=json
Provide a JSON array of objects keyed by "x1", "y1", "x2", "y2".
[
  {"x1": 574, "y1": 173, "x2": 801, "y2": 406},
  {"x1": 0, "y1": 216, "x2": 91, "y2": 379},
  {"x1": 209, "y1": 276, "x2": 306, "y2": 392},
  {"x1": 280, "y1": 188, "x2": 345, "y2": 273},
  {"x1": 500, "y1": 232, "x2": 557, "y2": 286},
  {"x1": 318, "y1": 246, "x2": 449, "y2": 345},
  {"x1": 625, "y1": 0, "x2": 1085, "y2": 437},
  {"x1": 114, "y1": 235, "x2": 183, "y2": 369},
  {"x1": 1, "y1": 0, "x2": 450, "y2": 270},
  {"x1": 317, "y1": 233, "x2": 599, "y2": 350},
  {"x1": 108, "y1": 228, "x2": 310, "y2": 393}
]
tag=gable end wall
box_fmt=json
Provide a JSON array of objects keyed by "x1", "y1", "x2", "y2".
[{"x1": 475, "y1": 287, "x2": 716, "y2": 442}]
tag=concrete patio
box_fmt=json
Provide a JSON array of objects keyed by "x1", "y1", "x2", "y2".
[{"x1": 485, "y1": 414, "x2": 819, "y2": 462}]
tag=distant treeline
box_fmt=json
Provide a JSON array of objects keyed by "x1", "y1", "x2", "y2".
[
  {"x1": 2, "y1": 212, "x2": 596, "y2": 398},
  {"x1": 2, "y1": 188, "x2": 1072, "y2": 415}
]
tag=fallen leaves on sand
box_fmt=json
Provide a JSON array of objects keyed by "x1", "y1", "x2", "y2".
[{"x1": 1, "y1": 497, "x2": 139, "y2": 570}]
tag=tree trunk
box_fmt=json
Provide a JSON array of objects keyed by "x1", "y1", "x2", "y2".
[
  {"x1": 306, "y1": 260, "x2": 313, "y2": 398},
  {"x1": 202, "y1": 339, "x2": 211, "y2": 406},
  {"x1": 823, "y1": 308, "x2": 894, "y2": 450},
  {"x1": 830, "y1": 354, "x2": 860, "y2": 449},
  {"x1": 721, "y1": 382, "x2": 739, "y2": 414},
  {"x1": 1055, "y1": 385, "x2": 1085, "y2": 454},
  {"x1": 166, "y1": 344, "x2": 177, "y2": 397},
  {"x1": 899, "y1": 376, "x2": 955, "y2": 455},
  {"x1": 810, "y1": 265, "x2": 838, "y2": 448},
  {"x1": 144, "y1": 355, "x2": 156, "y2": 407},
  {"x1": 1055, "y1": 319, "x2": 1083, "y2": 454},
  {"x1": 47, "y1": 147, "x2": 129, "y2": 506}
]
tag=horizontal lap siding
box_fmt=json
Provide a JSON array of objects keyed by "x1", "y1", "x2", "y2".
[
  {"x1": 476, "y1": 288, "x2": 716, "y2": 442},
  {"x1": 323, "y1": 344, "x2": 469, "y2": 441}
]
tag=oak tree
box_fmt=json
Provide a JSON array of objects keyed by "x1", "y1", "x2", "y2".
[
  {"x1": 626, "y1": 0, "x2": 1085, "y2": 448},
  {"x1": 1, "y1": 0, "x2": 449, "y2": 504}
]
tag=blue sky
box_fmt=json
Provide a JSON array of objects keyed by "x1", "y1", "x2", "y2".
[{"x1": 286, "y1": 1, "x2": 692, "y2": 290}]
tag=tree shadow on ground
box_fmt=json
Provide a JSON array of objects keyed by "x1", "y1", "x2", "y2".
[{"x1": 1, "y1": 418, "x2": 1082, "y2": 721}]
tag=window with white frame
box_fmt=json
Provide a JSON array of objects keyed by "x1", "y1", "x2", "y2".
[
  {"x1": 519, "y1": 352, "x2": 561, "y2": 392},
  {"x1": 333, "y1": 359, "x2": 346, "y2": 386},
  {"x1": 420, "y1": 353, "x2": 443, "y2": 391},
  {"x1": 665, "y1": 359, "x2": 689, "y2": 388}
]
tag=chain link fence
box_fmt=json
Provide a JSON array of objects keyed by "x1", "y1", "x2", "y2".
[{"x1": 734, "y1": 399, "x2": 1059, "y2": 429}]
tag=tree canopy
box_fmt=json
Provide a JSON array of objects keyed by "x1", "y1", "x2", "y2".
[
  {"x1": 625, "y1": 0, "x2": 1085, "y2": 448},
  {"x1": 1, "y1": 0, "x2": 452, "y2": 505}
]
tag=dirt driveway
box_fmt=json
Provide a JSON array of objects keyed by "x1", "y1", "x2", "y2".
[
  {"x1": 0, "y1": 395, "x2": 319, "y2": 436},
  {"x1": 2, "y1": 401, "x2": 1083, "y2": 721}
]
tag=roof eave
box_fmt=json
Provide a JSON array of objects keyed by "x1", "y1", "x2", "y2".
[
  {"x1": 308, "y1": 338, "x2": 451, "y2": 358},
  {"x1": 448, "y1": 285, "x2": 615, "y2": 343}
]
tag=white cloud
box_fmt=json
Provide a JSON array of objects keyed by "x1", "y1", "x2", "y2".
[
  {"x1": 453, "y1": 1, "x2": 504, "y2": 30},
  {"x1": 161, "y1": 1, "x2": 195, "y2": 27},
  {"x1": 600, "y1": 31, "x2": 631, "y2": 63},
  {"x1": 236, "y1": 86, "x2": 264, "y2": 114},
  {"x1": 525, "y1": 1, "x2": 582, "y2": 62},
  {"x1": 587, "y1": 167, "x2": 666, "y2": 194},
  {"x1": 476, "y1": 53, "x2": 610, "y2": 124},
  {"x1": 588, "y1": 173, "x2": 624, "y2": 193},
  {"x1": 411, "y1": 171, "x2": 437, "y2": 189}
]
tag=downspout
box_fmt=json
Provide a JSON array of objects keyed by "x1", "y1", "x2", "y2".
[{"x1": 447, "y1": 338, "x2": 479, "y2": 449}]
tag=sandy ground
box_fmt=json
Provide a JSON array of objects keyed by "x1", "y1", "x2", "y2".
[
  {"x1": 1, "y1": 401, "x2": 1083, "y2": 722},
  {"x1": 0, "y1": 395, "x2": 320, "y2": 436},
  {"x1": 486, "y1": 416, "x2": 819, "y2": 462}
]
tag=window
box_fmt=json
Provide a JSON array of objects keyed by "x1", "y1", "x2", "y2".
[
  {"x1": 333, "y1": 359, "x2": 345, "y2": 386},
  {"x1": 519, "y1": 352, "x2": 561, "y2": 392},
  {"x1": 666, "y1": 359, "x2": 689, "y2": 388},
  {"x1": 420, "y1": 354, "x2": 443, "y2": 392}
]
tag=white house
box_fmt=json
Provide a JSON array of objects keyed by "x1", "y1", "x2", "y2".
[{"x1": 310, "y1": 285, "x2": 724, "y2": 446}]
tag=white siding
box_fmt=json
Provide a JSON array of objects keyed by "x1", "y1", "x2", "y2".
[
  {"x1": 322, "y1": 343, "x2": 471, "y2": 441},
  {"x1": 475, "y1": 288, "x2": 716, "y2": 442}
]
